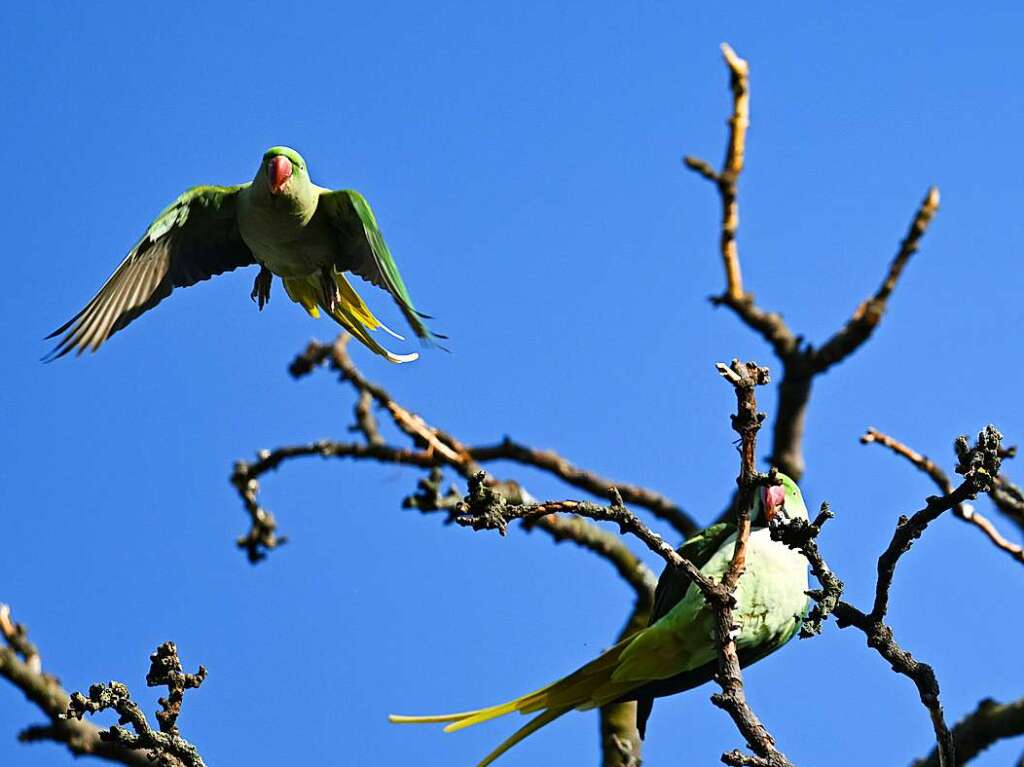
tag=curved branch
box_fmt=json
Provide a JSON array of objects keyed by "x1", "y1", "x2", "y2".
[
  {"x1": 469, "y1": 437, "x2": 696, "y2": 536},
  {"x1": 913, "y1": 697, "x2": 1024, "y2": 767}
]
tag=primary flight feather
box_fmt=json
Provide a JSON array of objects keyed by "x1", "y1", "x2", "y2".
[
  {"x1": 46, "y1": 146, "x2": 441, "y2": 363},
  {"x1": 390, "y1": 475, "x2": 810, "y2": 766}
]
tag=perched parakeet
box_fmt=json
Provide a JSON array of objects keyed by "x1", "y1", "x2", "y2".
[
  {"x1": 390, "y1": 474, "x2": 809, "y2": 766},
  {"x1": 47, "y1": 146, "x2": 441, "y2": 363}
]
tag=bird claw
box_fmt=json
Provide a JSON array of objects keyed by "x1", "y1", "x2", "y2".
[
  {"x1": 251, "y1": 267, "x2": 273, "y2": 311},
  {"x1": 319, "y1": 268, "x2": 339, "y2": 315}
]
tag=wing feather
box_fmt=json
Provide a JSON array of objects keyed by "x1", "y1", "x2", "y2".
[
  {"x1": 633, "y1": 521, "x2": 735, "y2": 737},
  {"x1": 319, "y1": 189, "x2": 444, "y2": 344},
  {"x1": 45, "y1": 184, "x2": 254, "y2": 359}
]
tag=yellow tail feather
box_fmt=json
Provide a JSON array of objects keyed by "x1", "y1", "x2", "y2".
[
  {"x1": 388, "y1": 635, "x2": 644, "y2": 764},
  {"x1": 282, "y1": 272, "x2": 417, "y2": 364},
  {"x1": 388, "y1": 711, "x2": 482, "y2": 725},
  {"x1": 475, "y1": 707, "x2": 571, "y2": 767},
  {"x1": 443, "y1": 682, "x2": 555, "y2": 732}
]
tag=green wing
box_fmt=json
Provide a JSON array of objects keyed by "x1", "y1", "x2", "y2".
[
  {"x1": 46, "y1": 184, "x2": 254, "y2": 359},
  {"x1": 320, "y1": 189, "x2": 440, "y2": 343},
  {"x1": 634, "y1": 521, "x2": 735, "y2": 738}
]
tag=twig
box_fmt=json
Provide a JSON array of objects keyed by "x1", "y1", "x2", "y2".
[
  {"x1": 146, "y1": 642, "x2": 207, "y2": 737},
  {"x1": 768, "y1": 504, "x2": 842, "y2": 638},
  {"x1": 707, "y1": 361, "x2": 791, "y2": 767},
  {"x1": 352, "y1": 389, "x2": 384, "y2": 446},
  {"x1": 698, "y1": 42, "x2": 750, "y2": 300},
  {"x1": 687, "y1": 46, "x2": 940, "y2": 482},
  {"x1": 862, "y1": 427, "x2": 1024, "y2": 564},
  {"x1": 870, "y1": 425, "x2": 1001, "y2": 622},
  {"x1": 772, "y1": 427, "x2": 1005, "y2": 767},
  {"x1": 63, "y1": 642, "x2": 207, "y2": 767},
  {"x1": 455, "y1": 360, "x2": 793, "y2": 766},
  {"x1": 233, "y1": 335, "x2": 692, "y2": 565},
  {"x1": 469, "y1": 437, "x2": 696, "y2": 536},
  {"x1": 0, "y1": 603, "x2": 41, "y2": 673},
  {"x1": 455, "y1": 476, "x2": 709, "y2": 590},
  {"x1": 991, "y1": 475, "x2": 1024, "y2": 534},
  {"x1": 235, "y1": 331, "x2": 663, "y2": 767},
  {"x1": 814, "y1": 188, "x2": 940, "y2": 372},
  {"x1": 913, "y1": 697, "x2": 1024, "y2": 767},
  {"x1": 0, "y1": 606, "x2": 157, "y2": 766}
]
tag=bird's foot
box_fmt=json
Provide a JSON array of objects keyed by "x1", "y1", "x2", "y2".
[
  {"x1": 251, "y1": 267, "x2": 273, "y2": 311},
  {"x1": 319, "y1": 268, "x2": 339, "y2": 315}
]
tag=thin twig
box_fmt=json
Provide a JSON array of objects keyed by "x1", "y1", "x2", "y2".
[
  {"x1": 913, "y1": 697, "x2": 1024, "y2": 767},
  {"x1": 469, "y1": 437, "x2": 696, "y2": 536},
  {"x1": 814, "y1": 188, "x2": 941, "y2": 372},
  {"x1": 862, "y1": 427, "x2": 1024, "y2": 564},
  {"x1": 684, "y1": 44, "x2": 750, "y2": 299}
]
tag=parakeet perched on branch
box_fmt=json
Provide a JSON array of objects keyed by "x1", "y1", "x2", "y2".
[
  {"x1": 47, "y1": 146, "x2": 441, "y2": 363},
  {"x1": 390, "y1": 474, "x2": 809, "y2": 766}
]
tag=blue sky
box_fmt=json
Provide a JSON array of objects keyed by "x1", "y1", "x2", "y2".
[{"x1": 3, "y1": 2, "x2": 1023, "y2": 765}]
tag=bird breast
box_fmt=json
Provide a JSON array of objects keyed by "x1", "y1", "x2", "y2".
[
  {"x1": 237, "y1": 193, "x2": 334, "y2": 278},
  {"x1": 728, "y1": 528, "x2": 809, "y2": 646}
]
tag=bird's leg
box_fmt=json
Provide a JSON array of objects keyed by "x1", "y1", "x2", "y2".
[
  {"x1": 319, "y1": 266, "x2": 339, "y2": 315},
  {"x1": 250, "y1": 266, "x2": 273, "y2": 311}
]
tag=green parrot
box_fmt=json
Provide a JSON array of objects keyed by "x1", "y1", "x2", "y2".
[
  {"x1": 390, "y1": 474, "x2": 809, "y2": 766},
  {"x1": 46, "y1": 146, "x2": 441, "y2": 363}
]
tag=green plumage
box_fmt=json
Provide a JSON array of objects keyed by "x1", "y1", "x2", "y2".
[
  {"x1": 47, "y1": 146, "x2": 441, "y2": 363},
  {"x1": 390, "y1": 474, "x2": 811, "y2": 766}
]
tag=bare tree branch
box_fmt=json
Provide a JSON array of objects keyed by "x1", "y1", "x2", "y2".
[
  {"x1": 233, "y1": 334, "x2": 669, "y2": 762},
  {"x1": 990, "y1": 473, "x2": 1024, "y2": 536},
  {"x1": 233, "y1": 336, "x2": 682, "y2": 589},
  {"x1": 687, "y1": 45, "x2": 940, "y2": 483},
  {"x1": 862, "y1": 427, "x2": 1024, "y2": 564},
  {"x1": 813, "y1": 188, "x2": 940, "y2": 372},
  {"x1": 772, "y1": 425, "x2": 1005, "y2": 767},
  {"x1": 913, "y1": 697, "x2": 1024, "y2": 767},
  {"x1": 708, "y1": 360, "x2": 794, "y2": 767},
  {"x1": 683, "y1": 43, "x2": 749, "y2": 300},
  {"x1": 65, "y1": 642, "x2": 207, "y2": 767},
  {"x1": 0, "y1": 605, "x2": 157, "y2": 767},
  {"x1": 470, "y1": 437, "x2": 696, "y2": 536},
  {"x1": 457, "y1": 359, "x2": 794, "y2": 767}
]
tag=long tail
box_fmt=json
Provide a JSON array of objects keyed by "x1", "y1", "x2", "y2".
[
  {"x1": 389, "y1": 635, "x2": 643, "y2": 766},
  {"x1": 283, "y1": 271, "x2": 418, "y2": 364}
]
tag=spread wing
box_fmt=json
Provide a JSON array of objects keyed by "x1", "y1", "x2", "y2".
[
  {"x1": 319, "y1": 188, "x2": 442, "y2": 344},
  {"x1": 46, "y1": 184, "x2": 254, "y2": 359},
  {"x1": 634, "y1": 522, "x2": 735, "y2": 738}
]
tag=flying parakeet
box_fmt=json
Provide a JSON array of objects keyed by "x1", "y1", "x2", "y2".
[
  {"x1": 390, "y1": 474, "x2": 810, "y2": 766},
  {"x1": 47, "y1": 146, "x2": 441, "y2": 363}
]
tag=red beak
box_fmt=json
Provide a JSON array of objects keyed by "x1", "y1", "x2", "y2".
[
  {"x1": 762, "y1": 484, "x2": 785, "y2": 523},
  {"x1": 268, "y1": 155, "x2": 292, "y2": 194}
]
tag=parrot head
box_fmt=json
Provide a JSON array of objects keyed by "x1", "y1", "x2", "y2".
[
  {"x1": 259, "y1": 146, "x2": 310, "y2": 197},
  {"x1": 755, "y1": 472, "x2": 807, "y2": 526}
]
